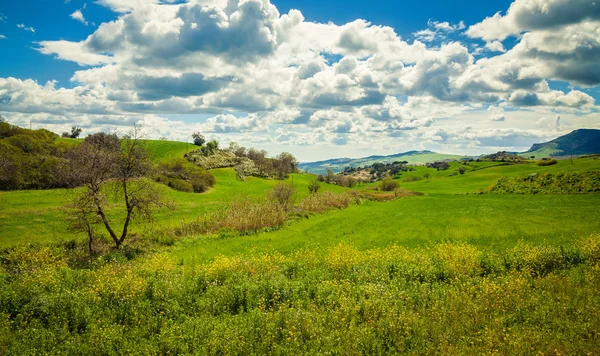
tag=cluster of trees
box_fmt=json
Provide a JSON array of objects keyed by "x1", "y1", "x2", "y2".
[
  {"x1": 229, "y1": 143, "x2": 298, "y2": 180},
  {"x1": 185, "y1": 137, "x2": 298, "y2": 180},
  {"x1": 341, "y1": 161, "x2": 415, "y2": 181},
  {"x1": 478, "y1": 152, "x2": 523, "y2": 162},
  {"x1": 62, "y1": 126, "x2": 82, "y2": 139},
  {"x1": 317, "y1": 168, "x2": 361, "y2": 187},
  {"x1": 192, "y1": 132, "x2": 220, "y2": 156},
  {"x1": 426, "y1": 161, "x2": 451, "y2": 171}
]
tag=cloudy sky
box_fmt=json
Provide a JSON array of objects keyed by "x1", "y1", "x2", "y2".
[{"x1": 0, "y1": 0, "x2": 599, "y2": 161}]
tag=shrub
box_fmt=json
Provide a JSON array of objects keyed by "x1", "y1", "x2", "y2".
[
  {"x1": 268, "y1": 183, "x2": 296, "y2": 211},
  {"x1": 402, "y1": 175, "x2": 423, "y2": 182},
  {"x1": 458, "y1": 167, "x2": 466, "y2": 175},
  {"x1": 155, "y1": 158, "x2": 216, "y2": 193},
  {"x1": 380, "y1": 178, "x2": 400, "y2": 191},
  {"x1": 298, "y1": 191, "x2": 353, "y2": 213},
  {"x1": 191, "y1": 174, "x2": 216, "y2": 193},
  {"x1": 167, "y1": 178, "x2": 194, "y2": 192},
  {"x1": 537, "y1": 159, "x2": 558, "y2": 166},
  {"x1": 308, "y1": 178, "x2": 321, "y2": 194}
]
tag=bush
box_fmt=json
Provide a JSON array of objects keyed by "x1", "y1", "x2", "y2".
[
  {"x1": 537, "y1": 159, "x2": 558, "y2": 166},
  {"x1": 155, "y1": 158, "x2": 216, "y2": 193},
  {"x1": 380, "y1": 178, "x2": 400, "y2": 191},
  {"x1": 402, "y1": 175, "x2": 423, "y2": 182},
  {"x1": 308, "y1": 178, "x2": 321, "y2": 194},
  {"x1": 167, "y1": 178, "x2": 194, "y2": 192},
  {"x1": 298, "y1": 191, "x2": 353, "y2": 213},
  {"x1": 268, "y1": 183, "x2": 296, "y2": 211}
]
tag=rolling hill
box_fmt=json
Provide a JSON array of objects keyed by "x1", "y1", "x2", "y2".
[
  {"x1": 299, "y1": 150, "x2": 467, "y2": 174},
  {"x1": 524, "y1": 129, "x2": 600, "y2": 159}
]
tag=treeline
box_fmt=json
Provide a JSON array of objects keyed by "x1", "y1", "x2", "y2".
[{"x1": 0, "y1": 121, "x2": 215, "y2": 193}]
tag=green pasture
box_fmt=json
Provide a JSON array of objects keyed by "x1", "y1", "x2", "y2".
[{"x1": 0, "y1": 169, "x2": 345, "y2": 248}]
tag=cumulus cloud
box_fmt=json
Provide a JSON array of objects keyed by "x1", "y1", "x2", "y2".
[
  {"x1": 467, "y1": 0, "x2": 600, "y2": 41},
  {"x1": 0, "y1": 0, "x2": 597, "y2": 159},
  {"x1": 485, "y1": 41, "x2": 506, "y2": 53},
  {"x1": 488, "y1": 105, "x2": 506, "y2": 121},
  {"x1": 414, "y1": 19, "x2": 465, "y2": 42}
]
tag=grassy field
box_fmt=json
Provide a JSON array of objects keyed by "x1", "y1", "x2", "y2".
[
  {"x1": 0, "y1": 169, "x2": 346, "y2": 248},
  {"x1": 1, "y1": 142, "x2": 600, "y2": 354}
]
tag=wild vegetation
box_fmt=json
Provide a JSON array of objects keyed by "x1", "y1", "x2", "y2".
[
  {"x1": 1, "y1": 236, "x2": 599, "y2": 354},
  {"x1": 185, "y1": 142, "x2": 298, "y2": 181},
  {"x1": 1, "y1": 124, "x2": 600, "y2": 354},
  {"x1": 487, "y1": 171, "x2": 600, "y2": 195}
]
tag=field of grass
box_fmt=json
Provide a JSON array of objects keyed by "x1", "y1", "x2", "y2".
[
  {"x1": 0, "y1": 169, "x2": 346, "y2": 248},
  {"x1": 141, "y1": 139, "x2": 197, "y2": 162},
  {"x1": 2, "y1": 144, "x2": 600, "y2": 354},
  {"x1": 397, "y1": 157, "x2": 600, "y2": 195}
]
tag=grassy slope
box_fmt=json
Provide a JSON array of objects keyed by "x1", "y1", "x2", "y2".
[
  {"x1": 522, "y1": 143, "x2": 561, "y2": 159},
  {"x1": 54, "y1": 137, "x2": 195, "y2": 163},
  {"x1": 142, "y1": 139, "x2": 197, "y2": 162},
  {"x1": 1, "y1": 144, "x2": 599, "y2": 256},
  {"x1": 174, "y1": 156, "x2": 600, "y2": 263},
  {"x1": 175, "y1": 194, "x2": 600, "y2": 264},
  {"x1": 0, "y1": 169, "x2": 346, "y2": 248}
]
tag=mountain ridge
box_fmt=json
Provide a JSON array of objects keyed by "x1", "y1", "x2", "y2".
[{"x1": 299, "y1": 129, "x2": 600, "y2": 174}]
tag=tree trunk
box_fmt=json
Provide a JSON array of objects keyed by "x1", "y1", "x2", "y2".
[{"x1": 96, "y1": 206, "x2": 119, "y2": 248}]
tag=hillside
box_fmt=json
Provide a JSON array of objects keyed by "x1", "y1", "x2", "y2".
[
  {"x1": 524, "y1": 129, "x2": 600, "y2": 158},
  {"x1": 299, "y1": 150, "x2": 467, "y2": 174}
]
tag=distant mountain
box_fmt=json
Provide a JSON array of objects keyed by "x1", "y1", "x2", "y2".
[
  {"x1": 524, "y1": 129, "x2": 600, "y2": 158},
  {"x1": 298, "y1": 150, "x2": 467, "y2": 174}
]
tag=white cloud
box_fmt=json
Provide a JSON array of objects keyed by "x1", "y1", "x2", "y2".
[
  {"x1": 485, "y1": 41, "x2": 506, "y2": 53},
  {"x1": 0, "y1": 0, "x2": 597, "y2": 160},
  {"x1": 467, "y1": 0, "x2": 600, "y2": 41},
  {"x1": 413, "y1": 19, "x2": 465, "y2": 42},
  {"x1": 36, "y1": 41, "x2": 114, "y2": 66},
  {"x1": 0, "y1": 34, "x2": 6, "y2": 39},
  {"x1": 17, "y1": 24, "x2": 35, "y2": 33},
  {"x1": 488, "y1": 105, "x2": 506, "y2": 121},
  {"x1": 70, "y1": 9, "x2": 88, "y2": 25}
]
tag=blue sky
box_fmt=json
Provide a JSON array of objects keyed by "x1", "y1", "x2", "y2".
[{"x1": 0, "y1": 0, "x2": 599, "y2": 161}]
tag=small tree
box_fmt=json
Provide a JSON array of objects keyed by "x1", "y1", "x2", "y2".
[
  {"x1": 192, "y1": 132, "x2": 206, "y2": 146},
  {"x1": 62, "y1": 126, "x2": 82, "y2": 139},
  {"x1": 458, "y1": 167, "x2": 466, "y2": 175},
  {"x1": 66, "y1": 131, "x2": 172, "y2": 249},
  {"x1": 308, "y1": 178, "x2": 321, "y2": 194},
  {"x1": 424, "y1": 172, "x2": 431, "y2": 182},
  {"x1": 325, "y1": 168, "x2": 335, "y2": 183}
]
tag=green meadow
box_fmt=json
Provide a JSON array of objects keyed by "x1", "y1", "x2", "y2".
[{"x1": 1, "y1": 140, "x2": 600, "y2": 354}]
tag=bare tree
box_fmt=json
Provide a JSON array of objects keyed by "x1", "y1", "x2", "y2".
[{"x1": 67, "y1": 131, "x2": 172, "y2": 249}]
